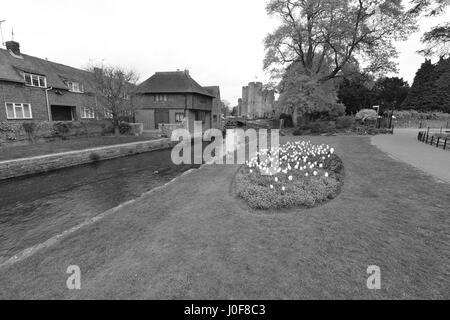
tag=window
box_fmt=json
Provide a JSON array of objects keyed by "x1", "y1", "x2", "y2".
[
  {"x1": 81, "y1": 107, "x2": 95, "y2": 119},
  {"x1": 213, "y1": 115, "x2": 218, "y2": 123},
  {"x1": 154, "y1": 94, "x2": 167, "y2": 102},
  {"x1": 23, "y1": 73, "x2": 46, "y2": 88},
  {"x1": 5, "y1": 103, "x2": 33, "y2": 119},
  {"x1": 66, "y1": 81, "x2": 84, "y2": 93},
  {"x1": 175, "y1": 113, "x2": 185, "y2": 123}
]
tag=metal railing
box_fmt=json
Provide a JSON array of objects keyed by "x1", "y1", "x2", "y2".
[{"x1": 418, "y1": 128, "x2": 449, "y2": 151}]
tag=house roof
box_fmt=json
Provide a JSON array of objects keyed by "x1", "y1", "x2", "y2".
[
  {"x1": 203, "y1": 86, "x2": 221, "y2": 99},
  {"x1": 0, "y1": 47, "x2": 97, "y2": 92},
  {"x1": 136, "y1": 71, "x2": 215, "y2": 97}
]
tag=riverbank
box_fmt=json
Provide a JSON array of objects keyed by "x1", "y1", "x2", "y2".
[
  {"x1": 0, "y1": 138, "x2": 173, "y2": 181},
  {"x1": 1, "y1": 136, "x2": 448, "y2": 299}
]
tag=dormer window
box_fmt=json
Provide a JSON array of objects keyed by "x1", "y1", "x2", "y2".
[
  {"x1": 24, "y1": 73, "x2": 47, "y2": 88},
  {"x1": 66, "y1": 81, "x2": 84, "y2": 93}
]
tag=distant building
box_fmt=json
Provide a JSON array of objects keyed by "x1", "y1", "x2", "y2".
[
  {"x1": 203, "y1": 86, "x2": 223, "y2": 130},
  {"x1": 134, "y1": 70, "x2": 216, "y2": 133},
  {"x1": 238, "y1": 82, "x2": 275, "y2": 119},
  {"x1": 0, "y1": 41, "x2": 109, "y2": 123}
]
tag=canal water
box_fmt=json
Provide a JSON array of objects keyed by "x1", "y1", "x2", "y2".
[{"x1": 0, "y1": 147, "x2": 201, "y2": 263}]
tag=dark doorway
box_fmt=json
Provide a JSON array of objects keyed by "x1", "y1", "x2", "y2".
[
  {"x1": 154, "y1": 110, "x2": 169, "y2": 129},
  {"x1": 51, "y1": 105, "x2": 75, "y2": 121}
]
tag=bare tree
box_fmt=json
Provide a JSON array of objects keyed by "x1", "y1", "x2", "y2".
[{"x1": 87, "y1": 64, "x2": 139, "y2": 135}]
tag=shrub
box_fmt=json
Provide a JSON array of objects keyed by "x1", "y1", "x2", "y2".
[
  {"x1": 101, "y1": 122, "x2": 115, "y2": 135},
  {"x1": 119, "y1": 122, "x2": 133, "y2": 135},
  {"x1": 89, "y1": 152, "x2": 101, "y2": 162},
  {"x1": 53, "y1": 122, "x2": 71, "y2": 140},
  {"x1": 336, "y1": 116, "x2": 355, "y2": 129},
  {"x1": 280, "y1": 113, "x2": 294, "y2": 128},
  {"x1": 356, "y1": 109, "x2": 378, "y2": 122},
  {"x1": 22, "y1": 122, "x2": 37, "y2": 142}
]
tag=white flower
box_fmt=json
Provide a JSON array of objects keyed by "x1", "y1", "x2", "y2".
[
  {"x1": 282, "y1": 186, "x2": 286, "y2": 191},
  {"x1": 313, "y1": 171, "x2": 318, "y2": 176},
  {"x1": 288, "y1": 176, "x2": 293, "y2": 181},
  {"x1": 275, "y1": 177, "x2": 279, "y2": 183},
  {"x1": 270, "y1": 185, "x2": 274, "y2": 189},
  {"x1": 325, "y1": 172, "x2": 329, "y2": 177}
]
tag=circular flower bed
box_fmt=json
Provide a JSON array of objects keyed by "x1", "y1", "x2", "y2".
[{"x1": 235, "y1": 141, "x2": 345, "y2": 210}]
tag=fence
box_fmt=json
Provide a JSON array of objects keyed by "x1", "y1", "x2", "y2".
[{"x1": 418, "y1": 128, "x2": 449, "y2": 151}]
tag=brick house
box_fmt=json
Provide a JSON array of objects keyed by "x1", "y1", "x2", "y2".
[
  {"x1": 134, "y1": 71, "x2": 217, "y2": 133},
  {"x1": 0, "y1": 41, "x2": 106, "y2": 123}
]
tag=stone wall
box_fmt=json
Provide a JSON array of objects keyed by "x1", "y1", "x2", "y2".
[
  {"x1": 0, "y1": 120, "x2": 113, "y2": 147},
  {"x1": 159, "y1": 123, "x2": 185, "y2": 138},
  {"x1": 0, "y1": 138, "x2": 173, "y2": 181}
]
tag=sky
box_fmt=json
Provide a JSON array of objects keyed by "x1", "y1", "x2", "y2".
[{"x1": 1, "y1": 0, "x2": 448, "y2": 105}]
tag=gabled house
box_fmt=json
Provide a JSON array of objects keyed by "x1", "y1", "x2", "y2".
[
  {"x1": 0, "y1": 41, "x2": 106, "y2": 123},
  {"x1": 134, "y1": 70, "x2": 215, "y2": 133}
]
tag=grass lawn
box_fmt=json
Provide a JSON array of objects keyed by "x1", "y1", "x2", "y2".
[
  {"x1": 0, "y1": 136, "x2": 159, "y2": 162},
  {"x1": 0, "y1": 136, "x2": 448, "y2": 299}
]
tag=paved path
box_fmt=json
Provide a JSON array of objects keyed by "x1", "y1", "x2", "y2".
[{"x1": 372, "y1": 129, "x2": 450, "y2": 183}]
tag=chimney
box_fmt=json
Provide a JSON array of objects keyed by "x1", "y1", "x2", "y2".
[
  {"x1": 184, "y1": 69, "x2": 190, "y2": 76},
  {"x1": 6, "y1": 41, "x2": 20, "y2": 56}
]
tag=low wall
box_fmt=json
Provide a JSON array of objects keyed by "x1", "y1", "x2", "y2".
[
  {"x1": 0, "y1": 138, "x2": 173, "y2": 181},
  {"x1": 0, "y1": 121, "x2": 114, "y2": 147},
  {"x1": 159, "y1": 123, "x2": 185, "y2": 138}
]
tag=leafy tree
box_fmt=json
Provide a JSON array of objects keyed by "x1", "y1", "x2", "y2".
[
  {"x1": 278, "y1": 62, "x2": 345, "y2": 124},
  {"x1": 264, "y1": 0, "x2": 417, "y2": 82},
  {"x1": 88, "y1": 65, "x2": 139, "y2": 135},
  {"x1": 338, "y1": 74, "x2": 375, "y2": 115},
  {"x1": 419, "y1": 23, "x2": 450, "y2": 58},
  {"x1": 402, "y1": 58, "x2": 450, "y2": 112},
  {"x1": 221, "y1": 99, "x2": 232, "y2": 117},
  {"x1": 402, "y1": 59, "x2": 436, "y2": 111},
  {"x1": 409, "y1": 0, "x2": 450, "y2": 58},
  {"x1": 264, "y1": 0, "x2": 418, "y2": 124},
  {"x1": 372, "y1": 77, "x2": 410, "y2": 112}
]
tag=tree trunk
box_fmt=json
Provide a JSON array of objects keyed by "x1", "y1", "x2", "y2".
[
  {"x1": 114, "y1": 126, "x2": 120, "y2": 136},
  {"x1": 292, "y1": 107, "x2": 299, "y2": 127}
]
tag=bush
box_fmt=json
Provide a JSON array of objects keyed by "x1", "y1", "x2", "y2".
[
  {"x1": 53, "y1": 122, "x2": 71, "y2": 140},
  {"x1": 22, "y1": 122, "x2": 37, "y2": 142},
  {"x1": 336, "y1": 116, "x2": 355, "y2": 129},
  {"x1": 101, "y1": 122, "x2": 115, "y2": 135},
  {"x1": 89, "y1": 152, "x2": 101, "y2": 162},
  {"x1": 119, "y1": 122, "x2": 133, "y2": 135},
  {"x1": 280, "y1": 113, "x2": 294, "y2": 128},
  {"x1": 356, "y1": 109, "x2": 378, "y2": 122}
]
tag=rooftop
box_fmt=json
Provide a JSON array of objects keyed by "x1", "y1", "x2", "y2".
[
  {"x1": 136, "y1": 71, "x2": 215, "y2": 97},
  {"x1": 0, "y1": 46, "x2": 96, "y2": 92}
]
